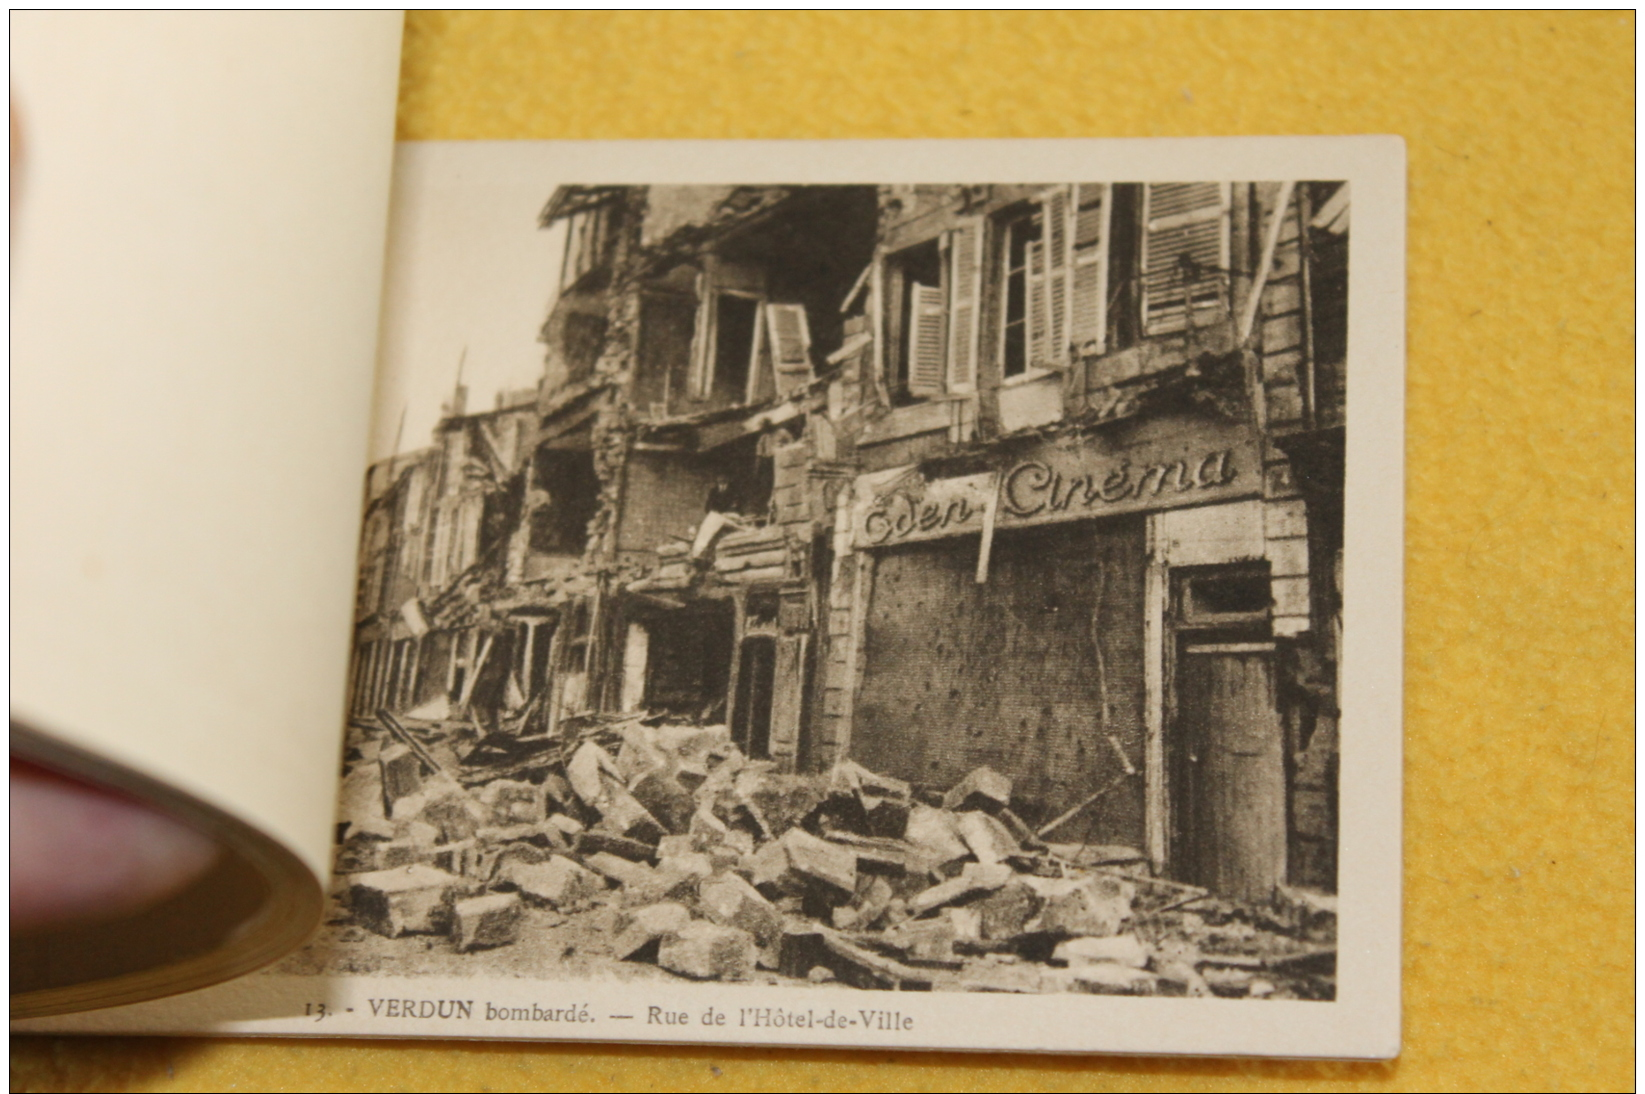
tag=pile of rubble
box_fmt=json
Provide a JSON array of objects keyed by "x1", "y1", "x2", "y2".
[{"x1": 331, "y1": 714, "x2": 1335, "y2": 999}]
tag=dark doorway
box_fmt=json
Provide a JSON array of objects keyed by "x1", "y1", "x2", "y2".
[
  {"x1": 639, "y1": 599, "x2": 735, "y2": 722},
  {"x1": 732, "y1": 635, "x2": 777, "y2": 760}
]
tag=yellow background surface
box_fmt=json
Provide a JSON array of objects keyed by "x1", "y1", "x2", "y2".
[{"x1": 13, "y1": 12, "x2": 1633, "y2": 1092}]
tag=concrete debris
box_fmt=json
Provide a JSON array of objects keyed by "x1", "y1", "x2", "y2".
[
  {"x1": 657, "y1": 921, "x2": 758, "y2": 981},
  {"x1": 348, "y1": 864, "x2": 472, "y2": 938},
  {"x1": 331, "y1": 718, "x2": 1335, "y2": 998},
  {"x1": 451, "y1": 892, "x2": 523, "y2": 952},
  {"x1": 941, "y1": 765, "x2": 1012, "y2": 814},
  {"x1": 613, "y1": 901, "x2": 694, "y2": 961}
]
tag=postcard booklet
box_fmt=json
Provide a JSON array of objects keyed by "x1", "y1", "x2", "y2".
[{"x1": 11, "y1": 14, "x2": 1404, "y2": 1060}]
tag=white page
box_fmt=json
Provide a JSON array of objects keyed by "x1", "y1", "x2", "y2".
[{"x1": 11, "y1": 10, "x2": 403, "y2": 999}]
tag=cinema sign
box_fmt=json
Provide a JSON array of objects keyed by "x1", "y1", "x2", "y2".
[{"x1": 852, "y1": 429, "x2": 1260, "y2": 550}]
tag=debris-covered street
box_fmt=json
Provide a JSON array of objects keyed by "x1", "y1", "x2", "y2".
[{"x1": 285, "y1": 710, "x2": 1335, "y2": 1000}]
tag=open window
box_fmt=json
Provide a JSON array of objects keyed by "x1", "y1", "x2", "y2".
[
  {"x1": 558, "y1": 198, "x2": 620, "y2": 293},
  {"x1": 527, "y1": 448, "x2": 600, "y2": 556},
  {"x1": 878, "y1": 220, "x2": 982, "y2": 402},
  {"x1": 999, "y1": 185, "x2": 1108, "y2": 378},
  {"x1": 689, "y1": 257, "x2": 767, "y2": 402}
]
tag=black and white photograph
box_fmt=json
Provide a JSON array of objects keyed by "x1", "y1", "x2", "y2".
[
  {"x1": 18, "y1": 138, "x2": 1397, "y2": 1057},
  {"x1": 284, "y1": 162, "x2": 1360, "y2": 1010}
]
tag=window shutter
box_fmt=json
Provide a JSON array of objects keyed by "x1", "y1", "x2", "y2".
[
  {"x1": 764, "y1": 303, "x2": 812, "y2": 398},
  {"x1": 1039, "y1": 186, "x2": 1073, "y2": 369},
  {"x1": 1025, "y1": 237, "x2": 1047, "y2": 369},
  {"x1": 907, "y1": 282, "x2": 947, "y2": 396},
  {"x1": 1142, "y1": 182, "x2": 1231, "y2": 335},
  {"x1": 946, "y1": 218, "x2": 982, "y2": 392},
  {"x1": 1069, "y1": 183, "x2": 1110, "y2": 354},
  {"x1": 769, "y1": 633, "x2": 808, "y2": 758},
  {"x1": 688, "y1": 271, "x2": 713, "y2": 398}
]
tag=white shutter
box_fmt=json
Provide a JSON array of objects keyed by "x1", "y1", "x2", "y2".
[
  {"x1": 946, "y1": 218, "x2": 982, "y2": 392},
  {"x1": 1025, "y1": 237, "x2": 1046, "y2": 369},
  {"x1": 1069, "y1": 183, "x2": 1110, "y2": 354},
  {"x1": 1039, "y1": 186, "x2": 1073, "y2": 368},
  {"x1": 764, "y1": 303, "x2": 812, "y2": 398},
  {"x1": 1142, "y1": 182, "x2": 1231, "y2": 335},
  {"x1": 688, "y1": 270, "x2": 713, "y2": 398},
  {"x1": 907, "y1": 282, "x2": 947, "y2": 396}
]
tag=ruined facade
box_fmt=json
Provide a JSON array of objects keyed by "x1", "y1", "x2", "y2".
[{"x1": 348, "y1": 180, "x2": 1349, "y2": 902}]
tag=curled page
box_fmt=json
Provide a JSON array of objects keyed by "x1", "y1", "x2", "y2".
[{"x1": 10, "y1": 11, "x2": 403, "y2": 1016}]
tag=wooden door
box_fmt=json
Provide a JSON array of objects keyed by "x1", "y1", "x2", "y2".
[{"x1": 1173, "y1": 640, "x2": 1287, "y2": 902}]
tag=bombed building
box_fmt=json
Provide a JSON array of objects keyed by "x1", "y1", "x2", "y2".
[{"x1": 328, "y1": 181, "x2": 1348, "y2": 995}]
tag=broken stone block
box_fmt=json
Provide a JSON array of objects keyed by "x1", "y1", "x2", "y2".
[
  {"x1": 657, "y1": 921, "x2": 757, "y2": 981},
  {"x1": 656, "y1": 851, "x2": 715, "y2": 883},
  {"x1": 749, "y1": 829, "x2": 857, "y2": 903},
  {"x1": 540, "y1": 773, "x2": 577, "y2": 813},
  {"x1": 776, "y1": 923, "x2": 829, "y2": 979},
  {"x1": 432, "y1": 839, "x2": 488, "y2": 880},
  {"x1": 1054, "y1": 934, "x2": 1149, "y2": 969},
  {"x1": 941, "y1": 766, "x2": 1012, "y2": 814},
  {"x1": 575, "y1": 830, "x2": 655, "y2": 863},
  {"x1": 907, "y1": 862, "x2": 1015, "y2": 916},
  {"x1": 386, "y1": 788, "x2": 429, "y2": 822},
  {"x1": 948, "y1": 905, "x2": 982, "y2": 941},
  {"x1": 1063, "y1": 963, "x2": 1160, "y2": 996},
  {"x1": 348, "y1": 813, "x2": 396, "y2": 843},
  {"x1": 823, "y1": 760, "x2": 912, "y2": 838},
  {"x1": 973, "y1": 879, "x2": 1042, "y2": 941},
  {"x1": 705, "y1": 844, "x2": 743, "y2": 873},
  {"x1": 883, "y1": 914, "x2": 959, "y2": 962},
  {"x1": 451, "y1": 892, "x2": 522, "y2": 952},
  {"x1": 673, "y1": 761, "x2": 710, "y2": 792},
  {"x1": 478, "y1": 822, "x2": 568, "y2": 853},
  {"x1": 851, "y1": 875, "x2": 896, "y2": 931},
  {"x1": 545, "y1": 812, "x2": 585, "y2": 838},
  {"x1": 903, "y1": 805, "x2": 971, "y2": 872},
  {"x1": 497, "y1": 856, "x2": 603, "y2": 910},
  {"x1": 348, "y1": 864, "x2": 470, "y2": 937},
  {"x1": 815, "y1": 930, "x2": 934, "y2": 991},
  {"x1": 624, "y1": 853, "x2": 713, "y2": 906},
  {"x1": 479, "y1": 779, "x2": 548, "y2": 826},
  {"x1": 594, "y1": 788, "x2": 667, "y2": 846},
  {"x1": 955, "y1": 811, "x2": 1021, "y2": 866},
  {"x1": 629, "y1": 769, "x2": 696, "y2": 835},
  {"x1": 613, "y1": 901, "x2": 694, "y2": 960},
  {"x1": 566, "y1": 741, "x2": 622, "y2": 809},
  {"x1": 492, "y1": 841, "x2": 555, "y2": 871},
  {"x1": 615, "y1": 725, "x2": 673, "y2": 785},
  {"x1": 819, "y1": 832, "x2": 916, "y2": 876},
  {"x1": 1025, "y1": 874, "x2": 1135, "y2": 938},
  {"x1": 393, "y1": 817, "x2": 441, "y2": 845},
  {"x1": 697, "y1": 872, "x2": 783, "y2": 958},
  {"x1": 688, "y1": 805, "x2": 732, "y2": 843},
  {"x1": 418, "y1": 787, "x2": 490, "y2": 842},
  {"x1": 336, "y1": 825, "x2": 435, "y2": 874},
  {"x1": 378, "y1": 744, "x2": 425, "y2": 816},
  {"x1": 584, "y1": 851, "x2": 658, "y2": 890},
  {"x1": 735, "y1": 771, "x2": 826, "y2": 839},
  {"x1": 656, "y1": 834, "x2": 698, "y2": 859},
  {"x1": 1201, "y1": 965, "x2": 1258, "y2": 997},
  {"x1": 341, "y1": 764, "x2": 388, "y2": 828}
]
